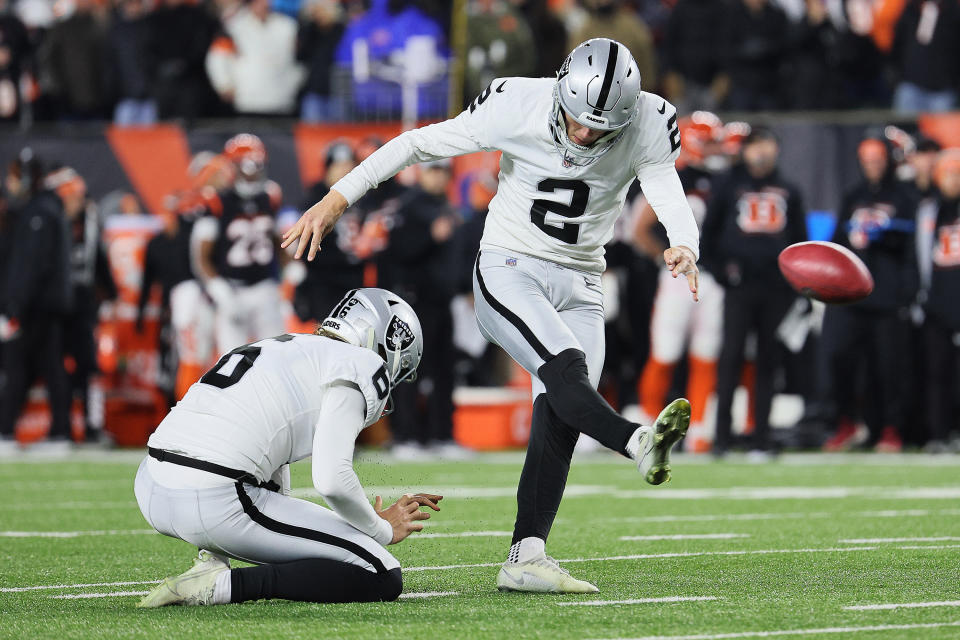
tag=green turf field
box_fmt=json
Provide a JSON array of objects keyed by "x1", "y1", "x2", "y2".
[{"x1": 1, "y1": 451, "x2": 959, "y2": 639}]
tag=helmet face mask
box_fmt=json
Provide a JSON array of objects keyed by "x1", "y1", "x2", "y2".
[
  {"x1": 319, "y1": 288, "x2": 424, "y2": 416},
  {"x1": 549, "y1": 38, "x2": 641, "y2": 167}
]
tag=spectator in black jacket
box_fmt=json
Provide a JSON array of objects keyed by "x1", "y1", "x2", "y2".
[
  {"x1": 148, "y1": 0, "x2": 220, "y2": 119},
  {"x1": 297, "y1": 0, "x2": 345, "y2": 122},
  {"x1": 0, "y1": 0, "x2": 30, "y2": 122},
  {"x1": 61, "y1": 173, "x2": 116, "y2": 444},
  {"x1": 381, "y1": 159, "x2": 467, "y2": 460},
  {"x1": 722, "y1": 0, "x2": 790, "y2": 111},
  {"x1": 106, "y1": 0, "x2": 157, "y2": 126},
  {"x1": 918, "y1": 149, "x2": 960, "y2": 450},
  {"x1": 0, "y1": 166, "x2": 74, "y2": 454},
  {"x1": 137, "y1": 207, "x2": 194, "y2": 405},
  {"x1": 662, "y1": 0, "x2": 729, "y2": 113},
  {"x1": 820, "y1": 137, "x2": 917, "y2": 453},
  {"x1": 702, "y1": 128, "x2": 807, "y2": 456},
  {"x1": 36, "y1": 0, "x2": 108, "y2": 119},
  {"x1": 892, "y1": 0, "x2": 960, "y2": 113},
  {"x1": 294, "y1": 141, "x2": 366, "y2": 323}
]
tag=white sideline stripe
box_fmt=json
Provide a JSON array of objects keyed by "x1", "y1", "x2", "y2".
[
  {"x1": 558, "y1": 596, "x2": 717, "y2": 607},
  {"x1": 398, "y1": 591, "x2": 459, "y2": 600},
  {"x1": 839, "y1": 537, "x2": 960, "y2": 544},
  {"x1": 610, "y1": 486, "x2": 960, "y2": 500},
  {"x1": 404, "y1": 544, "x2": 960, "y2": 572},
  {"x1": 844, "y1": 600, "x2": 960, "y2": 611},
  {"x1": 413, "y1": 531, "x2": 511, "y2": 539},
  {"x1": 619, "y1": 534, "x2": 750, "y2": 541},
  {"x1": 0, "y1": 580, "x2": 161, "y2": 593},
  {"x1": 597, "y1": 620, "x2": 960, "y2": 640},
  {"x1": 50, "y1": 591, "x2": 150, "y2": 600},
  {"x1": 0, "y1": 529, "x2": 157, "y2": 539}
]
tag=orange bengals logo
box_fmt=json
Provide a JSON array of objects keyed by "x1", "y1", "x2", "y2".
[
  {"x1": 736, "y1": 190, "x2": 787, "y2": 234},
  {"x1": 933, "y1": 223, "x2": 960, "y2": 268},
  {"x1": 848, "y1": 205, "x2": 893, "y2": 250}
]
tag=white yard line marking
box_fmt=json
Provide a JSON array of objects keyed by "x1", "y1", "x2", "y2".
[
  {"x1": 596, "y1": 620, "x2": 960, "y2": 640},
  {"x1": 50, "y1": 591, "x2": 150, "y2": 600},
  {"x1": 559, "y1": 508, "x2": 960, "y2": 528},
  {"x1": 558, "y1": 596, "x2": 717, "y2": 607},
  {"x1": 610, "y1": 486, "x2": 960, "y2": 501},
  {"x1": 0, "y1": 501, "x2": 138, "y2": 512},
  {"x1": 7, "y1": 544, "x2": 960, "y2": 594},
  {"x1": 405, "y1": 544, "x2": 960, "y2": 572},
  {"x1": 0, "y1": 580, "x2": 161, "y2": 593},
  {"x1": 292, "y1": 485, "x2": 615, "y2": 500},
  {"x1": 839, "y1": 537, "x2": 960, "y2": 544},
  {"x1": 843, "y1": 600, "x2": 960, "y2": 611},
  {"x1": 412, "y1": 531, "x2": 511, "y2": 539},
  {"x1": 844, "y1": 600, "x2": 960, "y2": 611},
  {"x1": 397, "y1": 591, "x2": 459, "y2": 599},
  {"x1": 0, "y1": 529, "x2": 157, "y2": 538},
  {"x1": 619, "y1": 534, "x2": 750, "y2": 541}
]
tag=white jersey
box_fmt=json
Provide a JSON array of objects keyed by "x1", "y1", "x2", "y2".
[
  {"x1": 148, "y1": 333, "x2": 389, "y2": 482},
  {"x1": 333, "y1": 77, "x2": 698, "y2": 273}
]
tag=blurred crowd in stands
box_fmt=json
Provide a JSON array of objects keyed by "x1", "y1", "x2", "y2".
[
  {"x1": 2, "y1": 119, "x2": 960, "y2": 457},
  {"x1": 0, "y1": 0, "x2": 959, "y2": 125}
]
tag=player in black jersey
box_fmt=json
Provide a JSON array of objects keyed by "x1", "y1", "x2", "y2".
[{"x1": 193, "y1": 134, "x2": 287, "y2": 355}]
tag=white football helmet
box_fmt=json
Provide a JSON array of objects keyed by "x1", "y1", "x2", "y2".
[
  {"x1": 549, "y1": 38, "x2": 641, "y2": 167},
  {"x1": 318, "y1": 288, "x2": 423, "y2": 412}
]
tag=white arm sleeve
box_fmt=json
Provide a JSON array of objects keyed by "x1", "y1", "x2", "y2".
[
  {"x1": 332, "y1": 112, "x2": 488, "y2": 206},
  {"x1": 636, "y1": 163, "x2": 701, "y2": 260},
  {"x1": 311, "y1": 381, "x2": 393, "y2": 546}
]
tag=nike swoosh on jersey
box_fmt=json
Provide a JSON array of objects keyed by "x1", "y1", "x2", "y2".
[
  {"x1": 496, "y1": 81, "x2": 507, "y2": 93},
  {"x1": 657, "y1": 101, "x2": 666, "y2": 114}
]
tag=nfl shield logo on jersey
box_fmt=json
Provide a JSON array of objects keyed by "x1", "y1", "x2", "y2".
[{"x1": 505, "y1": 257, "x2": 517, "y2": 267}]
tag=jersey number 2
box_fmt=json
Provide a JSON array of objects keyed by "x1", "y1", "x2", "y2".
[{"x1": 530, "y1": 179, "x2": 590, "y2": 245}]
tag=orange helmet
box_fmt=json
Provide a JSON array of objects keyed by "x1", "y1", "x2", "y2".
[
  {"x1": 188, "y1": 151, "x2": 235, "y2": 191},
  {"x1": 678, "y1": 111, "x2": 723, "y2": 168},
  {"x1": 224, "y1": 133, "x2": 266, "y2": 179},
  {"x1": 722, "y1": 121, "x2": 752, "y2": 158}
]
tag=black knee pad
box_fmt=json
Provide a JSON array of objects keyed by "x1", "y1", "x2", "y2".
[
  {"x1": 538, "y1": 348, "x2": 590, "y2": 389},
  {"x1": 379, "y1": 568, "x2": 403, "y2": 602}
]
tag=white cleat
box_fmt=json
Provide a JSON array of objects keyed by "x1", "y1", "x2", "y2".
[
  {"x1": 632, "y1": 398, "x2": 691, "y2": 485},
  {"x1": 497, "y1": 554, "x2": 599, "y2": 594},
  {"x1": 138, "y1": 550, "x2": 229, "y2": 608}
]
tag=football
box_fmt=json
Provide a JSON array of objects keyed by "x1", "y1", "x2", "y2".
[{"x1": 777, "y1": 241, "x2": 874, "y2": 304}]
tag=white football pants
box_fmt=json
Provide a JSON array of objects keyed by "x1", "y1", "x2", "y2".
[
  {"x1": 169, "y1": 280, "x2": 216, "y2": 368},
  {"x1": 649, "y1": 269, "x2": 724, "y2": 363},
  {"x1": 134, "y1": 457, "x2": 399, "y2": 574},
  {"x1": 215, "y1": 279, "x2": 286, "y2": 355},
  {"x1": 472, "y1": 247, "x2": 605, "y2": 398}
]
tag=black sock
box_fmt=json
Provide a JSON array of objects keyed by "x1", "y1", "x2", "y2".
[
  {"x1": 512, "y1": 394, "x2": 578, "y2": 543},
  {"x1": 231, "y1": 559, "x2": 402, "y2": 603},
  {"x1": 537, "y1": 348, "x2": 636, "y2": 455}
]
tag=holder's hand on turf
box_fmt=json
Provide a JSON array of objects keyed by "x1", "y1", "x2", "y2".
[
  {"x1": 375, "y1": 493, "x2": 443, "y2": 544},
  {"x1": 664, "y1": 245, "x2": 699, "y2": 302},
  {"x1": 281, "y1": 189, "x2": 348, "y2": 261}
]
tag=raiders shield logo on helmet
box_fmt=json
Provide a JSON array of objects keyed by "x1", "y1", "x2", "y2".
[{"x1": 385, "y1": 316, "x2": 415, "y2": 351}]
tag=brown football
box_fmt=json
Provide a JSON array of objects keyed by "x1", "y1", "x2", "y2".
[{"x1": 778, "y1": 241, "x2": 874, "y2": 304}]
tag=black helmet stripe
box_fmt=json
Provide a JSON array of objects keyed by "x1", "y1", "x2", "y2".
[
  {"x1": 330, "y1": 288, "x2": 359, "y2": 319},
  {"x1": 592, "y1": 41, "x2": 619, "y2": 117}
]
